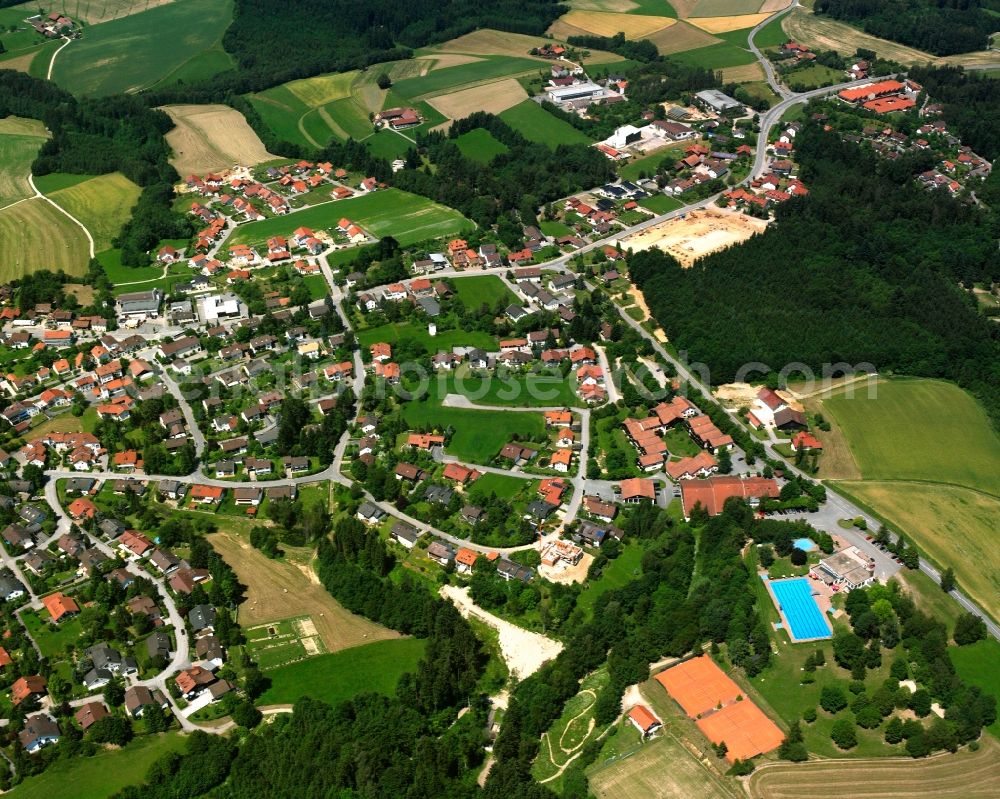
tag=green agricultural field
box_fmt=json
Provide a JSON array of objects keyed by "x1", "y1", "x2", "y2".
[
  {"x1": 9, "y1": 732, "x2": 186, "y2": 799},
  {"x1": 403, "y1": 381, "x2": 546, "y2": 463},
  {"x1": 619, "y1": 148, "x2": 685, "y2": 182},
  {"x1": 44, "y1": 172, "x2": 141, "y2": 251},
  {"x1": 451, "y1": 275, "x2": 516, "y2": 309},
  {"x1": 822, "y1": 378, "x2": 1000, "y2": 495},
  {"x1": 51, "y1": 0, "x2": 234, "y2": 96},
  {"x1": 357, "y1": 321, "x2": 496, "y2": 352},
  {"x1": 393, "y1": 56, "x2": 542, "y2": 99},
  {"x1": 226, "y1": 189, "x2": 473, "y2": 249},
  {"x1": 256, "y1": 638, "x2": 426, "y2": 706},
  {"x1": 834, "y1": 480, "x2": 1000, "y2": 625},
  {"x1": 0, "y1": 117, "x2": 48, "y2": 206},
  {"x1": 363, "y1": 129, "x2": 414, "y2": 161},
  {"x1": 499, "y1": 100, "x2": 594, "y2": 147},
  {"x1": 784, "y1": 62, "x2": 843, "y2": 89},
  {"x1": 755, "y1": 11, "x2": 791, "y2": 48},
  {"x1": 443, "y1": 371, "x2": 582, "y2": 409},
  {"x1": 669, "y1": 40, "x2": 758, "y2": 68},
  {"x1": 456, "y1": 128, "x2": 510, "y2": 163}
]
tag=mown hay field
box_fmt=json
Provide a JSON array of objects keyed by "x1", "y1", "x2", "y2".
[
  {"x1": 834, "y1": 480, "x2": 1000, "y2": 625},
  {"x1": 162, "y1": 103, "x2": 277, "y2": 175},
  {"x1": 549, "y1": 9, "x2": 677, "y2": 38},
  {"x1": 209, "y1": 522, "x2": 401, "y2": 653},
  {"x1": 428, "y1": 78, "x2": 528, "y2": 122},
  {"x1": 0, "y1": 198, "x2": 89, "y2": 279},
  {"x1": 746, "y1": 735, "x2": 1000, "y2": 799},
  {"x1": 646, "y1": 20, "x2": 722, "y2": 52},
  {"x1": 688, "y1": 12, "x2": 772, "y2": 32},
  {"x1": 58, "y1": 0, "x2": 177, "y2": 25},
  {"x1": 51, "y1": 0, "x2": 234, "y2": 95},
  {"x1": 0, "y1": 116, "x2": 48, "y2": 206},
  {"x1": 45, "y1": 172, "x2": 141, "y2": 251}
]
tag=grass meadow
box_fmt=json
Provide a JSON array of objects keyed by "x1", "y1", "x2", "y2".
[
  {"x1": 51, "y1": 0, "x2": 233, "y2": 95},
  {"x1": 256, "y1": 638, "x2": 426, "y2": 707},
  {"x1": 9, "y1": 732, "x2": 186, "y2": 799},
  {"x1": 43, "y1": 172, "x2": 141, "y2": 251},
  {"x1": 451, "y1": 275, "x2": 516, "y2": 308},
  {"x1": 499, "y1": 100, "x2": 594, "y2": 147},
  {"x1": 455, "y1": 129, "x2": 510, "y2": 163}
]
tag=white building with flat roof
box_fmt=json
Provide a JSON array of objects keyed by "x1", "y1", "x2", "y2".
[{"x1": 547, "y1": 82, "x2": 606, "y2": 104}]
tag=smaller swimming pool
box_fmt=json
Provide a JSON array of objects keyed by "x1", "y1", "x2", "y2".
[{"x1": 793, "y1": 537, "x2": 816, "y2": 552}]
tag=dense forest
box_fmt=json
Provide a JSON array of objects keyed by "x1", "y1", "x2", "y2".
[
  {"x1": 815, "y1": 0, "x2": 998, "y2": 55},
  {"x1": 0, "y1": 71, "x2": 191, "y2": 265},
  {"x1": 629, "y1": 119, "x2": 1000, "y2": 426},
  {"x1": 396, "y1": 112, "x2": 616, "y2": 240}
]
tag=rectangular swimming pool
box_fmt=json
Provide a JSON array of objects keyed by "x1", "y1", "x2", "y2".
[{"x1": 769, "y1": 578, "x2": 832, "y2": 641}]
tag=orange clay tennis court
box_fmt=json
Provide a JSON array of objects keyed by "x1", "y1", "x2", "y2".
[
  {"x1": 655, "y1": 655, "x2": 783, "y2": 761},
  {"x1": 696, "y1": 699, "x2": 785, "y2": 761},
  {"x1": 654, "y1": 655, "x2": 742, "y2": 716}
]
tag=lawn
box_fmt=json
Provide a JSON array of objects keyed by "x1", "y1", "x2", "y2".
[
  {"x1": 469, "y1": 471, "x2": 533, "y2": 500},
  {"x1": 357, "y1": 320, "x2": 496, "y2": 351},
  {"x1": 8, "y1": 732, "x2": 186, "y2": 799},
  {"x1": 499, "y1": 100, "x2": 594, "y2": 147},
  {"x1": 637, "y1": 194, "x2": 683, "y2": 214},
  {"x1": 451, "y1": 275, "x2": 516, "y2": 309},
  {"x1": 822, "y1": 378, "x2": 1000, "y2": 496},
  {"x1": 443, "y1": 370, "x2": 582, "y2": 409},
  {"x1": 225, "y1": 189, "x2": 473, "y2": 248},
  {"x1": 619, "y1": 146, "x2": 688, "y2": 182},
  {"x1": 392, "y1": 56, "x2": 542, "y2": 99},
  {"x1": 784, "y1": 62, "x2": 843, "y2": 89},
  {"x1": 834, "y1": 480, "x2": 1000, "y2": 625},
  {"x1": 21, "y1": 610, "x2": 83, "y2": 658},
  {"x1": 51, "y1": 0, "x2": 234, "y2": 96},
  {"x1": 256, "y1": 638, "x2": 426, "y2": 706},
  {"x1": 576, "y1": 542, "x2": 644, "y2": 618},
  {"x1": 44, "y1": 172, "x2": 142, "y2": 251},
  {"x1": 539, "y1": 219, "x2": 573, "y2": 237},
  {"x1": 403, "y1": 380, "x2": 546, "y2": 464},
  {"x1": 455, "y1": 128, "x2": 510, "y2": 163}
]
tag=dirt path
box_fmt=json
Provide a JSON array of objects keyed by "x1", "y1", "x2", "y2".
[{"x1": 440, "y1": 585, "x2": 563, "y2": 679}]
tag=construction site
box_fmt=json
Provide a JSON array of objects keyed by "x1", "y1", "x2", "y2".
[{"x1": 618, "y1": 207, "x2": 769, "y2": 267}]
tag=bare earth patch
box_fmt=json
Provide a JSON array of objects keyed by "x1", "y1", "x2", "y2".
[
  {"x1": 441, "y1": 585, "x2": 563, "y2": 679},
  {"x1": 618, "y1": 207, "x2": 768, "y2": 267},
  {"x1": 0, "y1": 51, "x2": 38, "y2": 74},
  {"x1": 758, "y1": 0, "x2": 792, "y2": 12},
  {"x1": 209, "y1": 525, "x2": 400, "y2": 653},
  {"x1": 75, "y1": 0, "x2": 176, "y2": 25},
  {"x1": 161, "y1": 104, "x2": 277, "y2": 176}
]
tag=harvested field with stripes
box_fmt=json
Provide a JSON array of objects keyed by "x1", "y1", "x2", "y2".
[
  {"x1": 647, "y1": 20, "x2": 722, "y2": 52},
  {"x1": 688, "y1": 12, "x2": 772, "y2": 32},
  {"x1": 162, "y1": 104, "x2": 277, "y2": 176},
  {"x1": 549, "y1": 9, "x2": 677, "y2": 38},
  {"x1": 427, "y1": 78, "x2": 528, "y2": 124}
]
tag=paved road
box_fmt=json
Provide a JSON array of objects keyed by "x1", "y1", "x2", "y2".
[
  {"x1": 747, "y1": 0, "x2": 798, "y2": 100},
  {"x1": 159, "y1": 365, "x2": 207, "y2": 456}
]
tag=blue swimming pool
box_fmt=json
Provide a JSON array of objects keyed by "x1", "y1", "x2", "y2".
[
  {"x1": 793, "y1": 537, "x2": 816, "y2": 551},
  {"x1": 769, "y1": 578, "x2": 831, "y2": 640}
]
